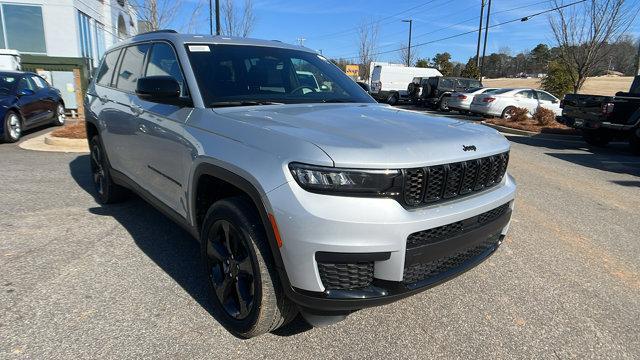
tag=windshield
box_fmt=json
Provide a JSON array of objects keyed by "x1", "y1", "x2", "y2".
[
  {"x1": 186, "y1": 44, "x2": 374, "y2": 106},
  {"x1": 0, "y1": 74, "x2": 18, "y2": 95}
]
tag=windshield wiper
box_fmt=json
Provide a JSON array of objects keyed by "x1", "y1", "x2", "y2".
[{"x1": 209, "y1": 101, "x2": 283, "y2": 108}]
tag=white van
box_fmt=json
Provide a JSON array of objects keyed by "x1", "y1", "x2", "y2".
[
  {"x1": 370, "y1": 64, "x2": 442, "y2": 104},
  {"x1": 0, "y1": 49, "x2": 20, "y2": 71}
]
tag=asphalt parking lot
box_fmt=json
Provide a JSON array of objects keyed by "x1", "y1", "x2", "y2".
[{"x1": 1, "y1": 117, "x2": 639, "y2": 359}]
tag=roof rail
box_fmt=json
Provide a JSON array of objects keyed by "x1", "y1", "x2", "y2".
[{"x1": 135, "y1": 29, "x2": 178, "y2": 36}]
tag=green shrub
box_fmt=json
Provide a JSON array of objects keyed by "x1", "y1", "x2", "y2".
[{"x1": 541, "y1": 61, "x2": 575, "y2": 99}]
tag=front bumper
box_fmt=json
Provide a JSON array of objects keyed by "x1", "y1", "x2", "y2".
[{"x1": 266, "y1": 173, "x2": 516, "y2": 311}]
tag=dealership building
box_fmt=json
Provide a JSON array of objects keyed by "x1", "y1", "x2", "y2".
[{"x1": 0, "y1": 0, "x2": 138, "y2": 114}]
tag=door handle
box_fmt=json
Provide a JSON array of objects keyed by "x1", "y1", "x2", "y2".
[
  {"x1": 138, "y1": 123, "x2": 148, "y2": 133},
  {"x1": 131, "y1": 105, "x2": 144, "y2": 115}
]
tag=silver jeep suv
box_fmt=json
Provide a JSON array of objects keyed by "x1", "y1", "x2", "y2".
[{"x1": 85, "y1": 30, "x2": 516, "y2": 338}]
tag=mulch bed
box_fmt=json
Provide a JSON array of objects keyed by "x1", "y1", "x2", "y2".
[
  {"x1": 50, "y1": 122, "x2": 87, "y2": 139},
  {"x1": 485, "y1": 118, "x2": 580, "y2": 136}
]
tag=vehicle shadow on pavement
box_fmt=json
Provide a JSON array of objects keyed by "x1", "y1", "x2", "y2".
[
  {"x1": 68, "y1": 155, "x2": 311, "y2": 338},
  {"x1": 505, "y1": 135, "x2": 640, "y2": 177}
]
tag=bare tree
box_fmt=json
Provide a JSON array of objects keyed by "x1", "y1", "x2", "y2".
[
  {"x1": 357, "y1": 19, "x2": 380, "y2": 80},
  {"x1": 549, "y1": 0, "x2": 637, "y2": 93},
  {"x1": 398, "y1": 43, "x2": 417, "y2": 67},
  {"x1": 132, "y1": 0, "x2": 204, "y2": 32},
  {"x1": 221, "y1": 0, "x2": 256, "y2": 37}
]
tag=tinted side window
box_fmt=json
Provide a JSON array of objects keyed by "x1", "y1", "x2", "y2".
[
  {"x1": 31, "y1": 76, "x2": 48, "y2": 89},
  {"x1": 17, "y1": 77, "x2": 35, "y2": 91},
  {"x1": 536, "y1": 91, "x2": 556, "y2": 102},
  {"x1": 96, "y1": 50, "x2": 120, "y2": 86},
  {"x1": 145, "y1": 43, "x2": 186, "y2": 96},
  {"x1": 116, "y1": 44, "x2": 150, "y2": 92}
]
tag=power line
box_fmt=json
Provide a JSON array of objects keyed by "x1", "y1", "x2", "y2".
[
  {"x1": 307, "y1": 0, "x2": 442, "y2": 41},
  {"x1": 330, "y1": 0, "x2": 587, "y2": 61},
  {"x1": 329, "y1": 0, "x2": 552, "y2": 58}
]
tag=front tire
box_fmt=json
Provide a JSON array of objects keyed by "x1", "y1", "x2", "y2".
[
  {"x1": 438, "y1": 97, "x2": 450, "y2": 112},
  {"x1": 2, "y1": 111, "x2": 22, "y2": 143},
  {"x1": 582, "y1": 129, "x2": 612, "y2": 147},
  {"x1": 52, "y1": 103, "x2": 65, "y2": 126},
  {"x1": 201, "y1": 197, "x2": 296, "y2": 338},
  {"x1": 501, "y1": 106, "x2": 516, "y2": 120},
  {"x1": 89, "y1": 136, "x2": 128, "y2": 204}
]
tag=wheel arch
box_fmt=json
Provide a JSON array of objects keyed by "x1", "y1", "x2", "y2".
[{"x1": 190, "y1": 161, "x2": 293, "y2": 290}]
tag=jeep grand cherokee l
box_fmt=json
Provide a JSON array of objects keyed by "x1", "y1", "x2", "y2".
[{"x1": 85, "y1": 30, "x2": 517, "y2": 338}]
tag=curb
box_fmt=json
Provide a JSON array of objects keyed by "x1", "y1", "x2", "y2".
[
  {"x1": 481, "y1": 121, "x2": 581, "y2": 140},
  {"x1": 19, "y1": 132, "x2": 89, "y2": 153}
]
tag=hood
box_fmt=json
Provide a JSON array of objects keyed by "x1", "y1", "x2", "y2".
[{"x1": 214, "y1": 103, "x2": 510, "y2": 168}]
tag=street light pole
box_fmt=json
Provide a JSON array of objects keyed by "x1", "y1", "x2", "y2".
[
  {"x1": 402, "y1": 19, "x2": 413, "y2": 66},
  {"x1": 475, "y1": 0, "x2": 485, "y2": 69},
  {"x1": 480, "y1": 0, "x2": 492, "y2": 80}
]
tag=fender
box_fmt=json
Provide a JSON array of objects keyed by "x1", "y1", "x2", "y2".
[{"x1": 190, "y1": 163, "x2": 294, "y2": 288}]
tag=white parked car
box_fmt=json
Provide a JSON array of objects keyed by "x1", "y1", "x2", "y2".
[
  {"x1": 470, "y1": 88, "x2": 562, "y2": 119},
  {"x1": 448, "y1": 87, "x2": 498, "y2": 113}
]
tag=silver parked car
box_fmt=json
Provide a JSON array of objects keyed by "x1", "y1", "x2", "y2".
[{"x1": 85, "y1": 30, "x2": 517, "y2": 338}]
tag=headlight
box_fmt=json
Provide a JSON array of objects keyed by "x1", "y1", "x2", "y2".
[{"x1": 288, "y1": 162, "x2": 402, "y2": 196}]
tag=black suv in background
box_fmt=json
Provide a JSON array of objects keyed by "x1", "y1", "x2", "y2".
[
  {"x1": 558, "y1": 75, "x2": 640, "y2": 153},
  {"x1": 409, "y1": 76, "x2": 482, "y2": 111}
]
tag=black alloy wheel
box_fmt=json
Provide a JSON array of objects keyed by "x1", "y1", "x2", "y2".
[{"x1": 206, "y1": 219, "x2": 256, "y2": 320}]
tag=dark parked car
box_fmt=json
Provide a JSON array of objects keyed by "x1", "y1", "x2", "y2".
[
  {"x1": 0, "y1": 71, "x2": 66, "y2": 143},
  {"x1": 409, "y1": 76, "x2": 482, "y2": 111},
  {"x1": 558, "y1": 75, "x2": 640, "y2": 153}
]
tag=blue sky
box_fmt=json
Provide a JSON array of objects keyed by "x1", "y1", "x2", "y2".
[{"x1": 178, "y1": 0, "x2": 640, "y2": 64}]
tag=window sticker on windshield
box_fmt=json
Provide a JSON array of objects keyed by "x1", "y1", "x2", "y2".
[{"x1": 188, "y1": 45, "x2": 210, "y2": 52}]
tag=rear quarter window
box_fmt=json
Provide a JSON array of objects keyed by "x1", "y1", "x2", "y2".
[{"x1": 96, "y1": 50, "x2": 120, "y2": 87}]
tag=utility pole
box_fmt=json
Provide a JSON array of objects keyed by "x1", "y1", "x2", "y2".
[
  {"x1": 635, "y1": 36, "x2": 640, "y2": 75},
  {"x1": 215, "y1": 0, "x2": 221, "y2": 35},
  {"x1": 402, "y1": 19, "x2": 413, "y2": 66},
  {"x1": 209, "y1": 0, "x2": 213, "y2": 35},
  {"x1": 297, "y1": 37, "x2": 306, "y2": 46},
  {"x1": 475, "y1": 0, "x2": 485, "y2": 69},
  {"x1": 479, "y1": 0, "x2": 492, "y2": 80}
]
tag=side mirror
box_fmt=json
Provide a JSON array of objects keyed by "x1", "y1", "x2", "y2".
[
  {"x1": 136, "y1": 76, "x2": 182, "y2": 104},
  {"x1": 17, "y1": 88, "x2": 35, "y2": 97}
]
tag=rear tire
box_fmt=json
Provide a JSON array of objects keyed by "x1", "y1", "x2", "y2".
[
  {"x1": 2, "y1": 111, "x2": 22, "y2": 143},
  {"x1": 582, "y1": 129, "x2": 612, "y2": 147},
  {"x1": 89, "y1": 136, "x2": 128, "y2": 204},
  {"x1": 201, "y1": 197, "x2": 297, "y2": 338},
  {"x1": 438, "y1": 97, "x2": 450, "y2": 112}
]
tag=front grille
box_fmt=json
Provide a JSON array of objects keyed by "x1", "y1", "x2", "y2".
[
  {"x1": 318, "y1": 262, "x2": 374, "y2": 290},
  {"x1": 402, "y1": 152, "x2": 509, "y2": 207},
  {"x1": 406, "y1": 203, "x2": 510, "y2": 249},
  {"x1": 403, "y1": 236, "x2": 501, "y2": 285}
]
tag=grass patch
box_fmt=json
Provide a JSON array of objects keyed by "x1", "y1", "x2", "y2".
[{"x1": 50, "y1": 122, "x2": 87, "y2": 139}]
